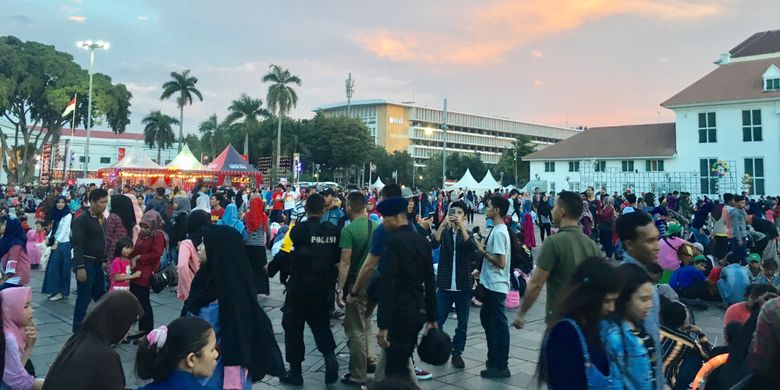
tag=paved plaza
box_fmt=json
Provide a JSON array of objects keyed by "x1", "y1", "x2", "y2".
[{"x1": 27, "y1": 217, "x2": 728, "y2": 389}]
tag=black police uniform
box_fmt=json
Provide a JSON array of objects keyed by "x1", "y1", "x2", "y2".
[{"x1": 281, "y1": 216, "x2": 341, "y2": 366}]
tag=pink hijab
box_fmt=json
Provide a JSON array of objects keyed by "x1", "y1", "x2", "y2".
[
  {"x1": 1, "y1": 286, "x2": 31, "y2": 353},
  {"x1": 523, "y1": 213, "x2": 536, "y2": 248}
]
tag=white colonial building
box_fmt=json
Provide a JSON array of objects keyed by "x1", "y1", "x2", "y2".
[{"x1": 528, "y1": 29, "x2": 780, "y2": 196}]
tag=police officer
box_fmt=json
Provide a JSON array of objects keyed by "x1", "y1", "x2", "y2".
[{"x1": 272, "y1": 193, "x2": 342, "y2": 386}]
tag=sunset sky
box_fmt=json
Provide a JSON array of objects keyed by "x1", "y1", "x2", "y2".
[{"x1": 5, "y1": 0, "x2": 778, "y2": 133}]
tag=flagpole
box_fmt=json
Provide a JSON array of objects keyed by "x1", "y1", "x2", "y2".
[{"x1": 71, "y1": 93, "x2": 77, "y2": 137}]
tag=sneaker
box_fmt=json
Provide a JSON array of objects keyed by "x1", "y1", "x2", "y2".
[
  {"x1": 340, "y1": 373, "x2": 364, "y2": 386},
  {"x1": 480, "y1": 367, "x2": 511, "y2": 378},
  {"x1": 48, "y1": 293, "x2": 63, "y2": 302},
  {"x1": 279, "y1": 370, "x2": 303, "y2": 386},
  {"x1": 415, "y1": 367, "x2": 432, "y2": 380},
  {"x1": 451, "y1": 354, "x2": 465, "y2": 369}
]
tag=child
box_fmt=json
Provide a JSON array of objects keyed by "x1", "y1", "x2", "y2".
[
  {"x1": 756, "y1": 258, "x2": 780, "y2": 288},
  {"x1": 25, "y1": 220, "x2": 46, "y2": 270},
  {"x1": 746, "y1": 253, "x2": 762, "y2": 282},
  {"x1": 670, "y1": 255, "x2": 716, "y2": 301},
  {"x1": 110, "y1": 237, "x2": 141, "y2": 291},
  {"x1": 717, "y1": 253, "x2": 752, "y2": 306},
  {"x1": 660, "y1": 301, "x2": 712, "y2": 389}
]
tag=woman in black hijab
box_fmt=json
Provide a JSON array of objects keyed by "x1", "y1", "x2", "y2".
[
  {"x1": 105, "y1": 195, "x2": 137, "y2": 261},
  {"x1": 184, "y1": 225, "x2": 284, "y2": 389},
  {"x1": 43, "y1": 290, "x2": 143, "y2": 390}
]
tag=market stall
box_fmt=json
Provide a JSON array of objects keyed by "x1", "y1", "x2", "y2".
[{"x1": 206, "y1": 144, "x2": 262, "y2": 187}]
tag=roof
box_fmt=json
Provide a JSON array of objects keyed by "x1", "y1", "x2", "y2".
[
  {"x1": 524, "y1": 123, "x2": 676, "y2": 160},
  {"x1": 206, "y1": 144, "x2": 261, "y2": 176},
  {"x1": 661, "y1": 57, "x2": 780, "y2": 107},
  {"x1": 166, "y1": 144, "x2": 205, "y2": 170},
  {"x1": 730, "y1": 30, "x2": 780, "y2": 58},
  {"x1": 103, "y1": 146, "x2": 163, "y2": 170},
  {"x1": 61, "y1": 128, "x2": 145, "y2": 140}
]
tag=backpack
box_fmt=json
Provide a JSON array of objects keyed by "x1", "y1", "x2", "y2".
[{"x1": 507, "y1": 229, "x2": 534, "y2": 274}]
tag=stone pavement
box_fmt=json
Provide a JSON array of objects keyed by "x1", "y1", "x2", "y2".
[{"x1": 27, "y1": 218, "x2": 728, "y2": 389}]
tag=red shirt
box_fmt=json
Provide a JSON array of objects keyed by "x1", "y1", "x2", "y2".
[
  {"x1": 130, "y1": 233, "x2": 165, "y2": 288},
  {"x1": 724, "y1": 302, "x2": 751, "y2": 327},
  {"x1": 708, "y1": 266, "x2": 723, "y2": 284},
  {"x1": 272, "y1": 191, "x2": 285, "y2": 211},
  {"x1": 211, "y1": 207, "x2": 224, "y2": 224}
]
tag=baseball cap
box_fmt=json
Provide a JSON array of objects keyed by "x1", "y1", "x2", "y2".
[
  {"x1": 666, "y1": 223, "x2": 682, "y2": 237},
  {"x1": 376, "y1": 197, "x2": 407, "y2": 216},
  {"x1": 320, "y1": 187, "x2": 336, "y2": 196},
  {"x1": 692, "y1": 255, "x2": 708, "y2": 264},
  {"x1": 748, "y1": 253, "x2": 761, "y2": 263}
]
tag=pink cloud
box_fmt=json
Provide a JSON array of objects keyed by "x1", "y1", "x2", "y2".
[
  {"x1": 67, "y1": 15, "x2": 87, "y2": 23},
  {"x1": 354, "y1": 0, "x2": 724, "y2": 64},
  {"x1": 532, "y1": 79, "x2": 544, "y2": 88},
  {"x1": 531, "y1": 50, "x2": 544, "y2": 59}
]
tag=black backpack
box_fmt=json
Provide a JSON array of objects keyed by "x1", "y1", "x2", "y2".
[{"x1": 507, "y1": 229, "x2": 533, "y2": 274}]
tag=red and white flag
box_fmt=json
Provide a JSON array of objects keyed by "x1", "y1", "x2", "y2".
[{"x1": 61, "y1": 97, "x2": 76, "y2": 117}]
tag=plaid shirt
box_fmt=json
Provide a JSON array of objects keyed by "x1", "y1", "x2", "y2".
[
  {"x1": 431, "y1": 227, "x2": 478, "y2": 291},
  {"x1": 748, "y1": 297, "x2": 780, "y2": 382},
  {"x1": 104, "y1": 213, "x2": 128, "y2": 260}
]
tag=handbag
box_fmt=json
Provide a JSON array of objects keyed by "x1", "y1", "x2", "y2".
[{"x1": 150, "y1": 262, "x2": 178, "y2": 293}]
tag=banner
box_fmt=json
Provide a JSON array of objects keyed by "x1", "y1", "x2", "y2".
[{"x1": 118, "y1": 147, "x2": 126, "y2": 161}]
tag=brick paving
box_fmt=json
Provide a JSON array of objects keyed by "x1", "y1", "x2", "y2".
[{"x1": 27, "y1": 214, "x2": 728, "y2": 389}]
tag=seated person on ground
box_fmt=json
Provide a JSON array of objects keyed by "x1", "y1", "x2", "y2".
[
  {"x1": 723, "y1": 283, "x2": 778, "y2": 328},
  {"x1": 755, "y1": 258, "x2": 780, "y2": 288},
  {"x1": 660, "y1": 301, "x2": 712, "y2": 390},
  {"x1": 717, "y1": 253, "x2": 752, "y2": 306}
]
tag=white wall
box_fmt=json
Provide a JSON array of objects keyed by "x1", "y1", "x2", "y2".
[
  {"x1": 530, "y1": 158, "x2": 676, "y2": 195},
  {"x1": 669, "y1": 100, "x2": 780, "y2": 195}
]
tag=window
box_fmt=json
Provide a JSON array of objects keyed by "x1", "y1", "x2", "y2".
[
  {"x1": 78, "y1": 156, "x2": 90, "y2": 163},
  {"x1": 99, "y1": 157, "x2": 111, "y2": 164},
  {"x1": 766, "y1": 78, "x2": 780, "y2": 91},
  {"x1": 645, "y1": 160, "x2": 664, "y2": 172},
  {"x1": 544, "y1": 161, "x2": 555, "y2": 172},
  {"x1": 698, "y1": 112, "x2": 717, "y2": 143},
  {"x1": 568, "y1": 161, "x2": 580, "y2": 172},
  {"x1": 594, "y1": 160, "x2": 606, "y2": 172},
  {"x1": 744, "y1": 158, "x2": 765, "y2": 195},
  {"x1": 700, "y1": 158, "x2": 718, "y2": 194},
  {"x1": 742, "y1": 109, "x2": 763, "y2": 142},
  {"x1": 621, "y1": 160, "x2": 634, "y2": 172}
]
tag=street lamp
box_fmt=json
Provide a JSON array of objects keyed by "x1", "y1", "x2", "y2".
[{"x1": 76, "y1": 40, "x2": 110, "y2": 177}]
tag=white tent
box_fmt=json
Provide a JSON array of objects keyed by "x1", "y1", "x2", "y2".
[
  {"x1": 370, "y1": 177, "x2": 385, "y2": 190},
  {"x1": 478, "y1": 170, "x2": 502, "y2": 191},
  {"x1": 165, "y1": 144, "x2": 205, "y2": 170},
  {"x1": 107, "y1": 146, "x2": 163, "y2": 170},
  {"x1": 447, "y1": 168, "x2": 480, "y2": 190}
]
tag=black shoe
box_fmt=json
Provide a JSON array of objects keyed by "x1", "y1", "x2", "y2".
[
  {"x1": 340, "y1": 373, "x2": 364, "y2": 386},
  {"x1": 367, "y1": 362, "x2": 376, "y2": 374},
  {"x1": 324, "y1": 354, "x2": 339, "y2": 384},
  {"x1": 452, "y1": 354, "x2": 465, "y2": 369},
  {"x1": 480, "y1": 367, "x2": 510, "y2": 378},
  {"x1": 279, "y1": 370, "x2": 303, "y2": 386}
]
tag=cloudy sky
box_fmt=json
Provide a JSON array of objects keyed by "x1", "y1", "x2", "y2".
[{"x1": 5, "y1": 0, "x2": 778, "y2": 134}]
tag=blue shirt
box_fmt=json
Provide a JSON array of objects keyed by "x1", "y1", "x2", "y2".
[
  {"x1": 718, "y1": 263, "x2": 752, "y2": 305},
  {"x1": 756, "y1": 273, "x2": 780, "y2": 289},
  {"x1": 137, "y1": 371, "x2": 208, "y2": 390},
  {"x1": 370, "y1": 224, "x2": 389, "y2": 258},
  {"x1": 669, "y1": 265, "x2": 706, "y2": 290}
]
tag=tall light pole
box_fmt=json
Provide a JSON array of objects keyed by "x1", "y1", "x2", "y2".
[
  {"x1": 441, "y1": 98, "x2": 448, "y2": 189},
  {"x1": 76, "y1": 40, "x2": 110, "y2": 177},
  {"x1": 345, "y1": 73, "x2": 355, "y2": 117}
]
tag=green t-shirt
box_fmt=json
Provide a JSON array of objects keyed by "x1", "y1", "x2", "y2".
[
  {"x1": 537, "y1": 225, "x2": 601, "y2": 321},
  {"x1": 339, "y1": 216, "x2": 377, "y2": 278}
]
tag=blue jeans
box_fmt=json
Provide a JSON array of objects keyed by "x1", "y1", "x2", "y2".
[
  {"x1": 436, "y1": 289, "x2": 471, "y2": 355},
  {"x1": 480, "y1": 289, "x2": 509, "y2": 369},
  {"x1": 72, "y1": 262, "x2": 107, "y2": 333},
  {"x1": 730, "y1": 238, "x2": 748, "y2": 264},
  {"x1": 42, "y1": 242, "x2": 72, "y2": 296}
]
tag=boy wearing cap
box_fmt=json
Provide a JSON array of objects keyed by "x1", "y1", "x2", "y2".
[
  {"x1": 669, "y1": 254, "x2": 717, "y2": 301},
  {"x1": 746, "y1": 253, "x2": 762, "y2": 282}
]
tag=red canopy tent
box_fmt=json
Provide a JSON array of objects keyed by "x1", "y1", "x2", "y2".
[{"x1": 206, "y1": 144, "x2": 262, "y2": 186}]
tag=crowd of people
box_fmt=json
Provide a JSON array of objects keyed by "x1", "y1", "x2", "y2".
[{"x1": 0, "y1": 182, "x2": 777, "y2": 389}]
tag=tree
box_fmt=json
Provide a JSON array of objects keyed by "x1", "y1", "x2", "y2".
[
  {"x1": 197, "y1": 114, "x2": 230, "y2": 161},
  {"x1": 0, "y1": 36, "x2": 132, "y2": 183},
  {"x1": 184, "y1": 134, "x2": 201, "y2": 160},
  {"x1": 308, "y1": 114, "x2": 373, "y2": 184},
  {"x1": 224, "y1": 93, "x2": 269, "y2": 156},
  {"x1": 495, "y1": 135, "x2": 536, "y2": 185},
  {"x1": 262, "y1": 64, "x2": 301, "y2": 184},
  {"x1": 142, "y1": 110, "x2": 178, "y2": 164},
  {"x1": 160, "y1": 69, "x2": 203, "y2": 152}
]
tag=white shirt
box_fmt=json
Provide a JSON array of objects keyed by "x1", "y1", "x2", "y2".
[
  {"x1": 52, "y1": 213, "x2": 72, "y2": 243},
  {"x1": 283, "y1": 191, "x2": 298, "y2": 211},
  {"x1": 481, "y1": 223, "x2": 511, "y2": 294},
  {"x1": 448, "y1": 229, "x2": 458, "y2": 291}
]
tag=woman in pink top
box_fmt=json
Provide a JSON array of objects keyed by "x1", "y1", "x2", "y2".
[
  {"x1": 1, "y1": 286, "x2": 44, "y2": 389},
  {"x1": 25, "y1": 221, "x2": 46, "y2": 269},
  {"x1": 657, "y1": 235, "x2": 689, "y2": 271},
  {"x1": 177, "y1": 210, "x2": 210, "y2": 303},
  {"x1": 0, "y1": 218, "x2": 31, "y2": 289}
]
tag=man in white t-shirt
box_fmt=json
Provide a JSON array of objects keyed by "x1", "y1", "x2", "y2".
[
  {"x1": 283, "y1": 185, "x2": 298, "y2": 222},
  {"x1": 474, "y1": 195, "x2": 511, "y2": 378}
]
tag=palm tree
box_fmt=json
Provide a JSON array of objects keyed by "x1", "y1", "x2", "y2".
[
  {"x1": 262, "y1": 64, "x2": 301, "y2": 183},
  {"x1": 160, "y1": 69, "x2": 203, "y2": 152},
  {"x1": 224, "y1": 94, "x2": 269, "y2": 156},
  {"x1": 198, "y1": 113, "x2": 229, "y2": 160},
  {"x1": 142, "y1": 110, "x2": 178, "y2": 164}
]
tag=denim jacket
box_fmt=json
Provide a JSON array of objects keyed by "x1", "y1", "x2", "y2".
[{"x1": 600, "y1": 320, "x2": 654, "y2": 390}]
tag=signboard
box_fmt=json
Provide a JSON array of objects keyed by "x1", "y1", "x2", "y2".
[
  {"x1": 40, "y1": 144, "x2": 51, "y2": 185},
  {"x1": 118, "y1": 147, "x2": 126, "y2": 161}
]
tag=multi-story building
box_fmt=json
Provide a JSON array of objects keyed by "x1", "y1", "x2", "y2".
[
  {"x1": 528, "y1": 29, "x2": 780, "y2": 196},
  {"x1": 313, "y1": 99, "x2": 577, "y2": 166},
  {"x1": 0, "y1": 124, "x2": 179, "y2": 183}
]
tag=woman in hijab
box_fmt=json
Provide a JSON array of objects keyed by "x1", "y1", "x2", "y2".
[
  {"x1": 523, "y1": 212, "x2": 536, "y2": 248},
  {"x1": 170, "y1": 195, "x2": 191, "y2": 250},
  {"x1": 216, "y1": 204, "x2": 246, "y2": 236},
  {"x1": 104, "y1": 195, "x2": 136, "y2": 264},
  {"x1": 1, "y1": 287, "x2": 41, "y2": 390},
  {"x1": 42, "y1": 196, "x2": 72, "y2": 301},
  {"x1": 128, "y1": 211, "x2": 166, "y2": 341},
  {"x1": 43, "y1": 290, "x2": 143, "y2": 390},
  {"x1": 177, "y1": 210, "x2": 210, "y2": 304},
  {"x1": 185, "y1": 225, "x2": 284, "y2": 389},
  {"x1": 0, "y1": 218, "x2": 29, "y2": 290},
  {"x1": 244, "y1": 196, "x2": 270, "y2": 295}
]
